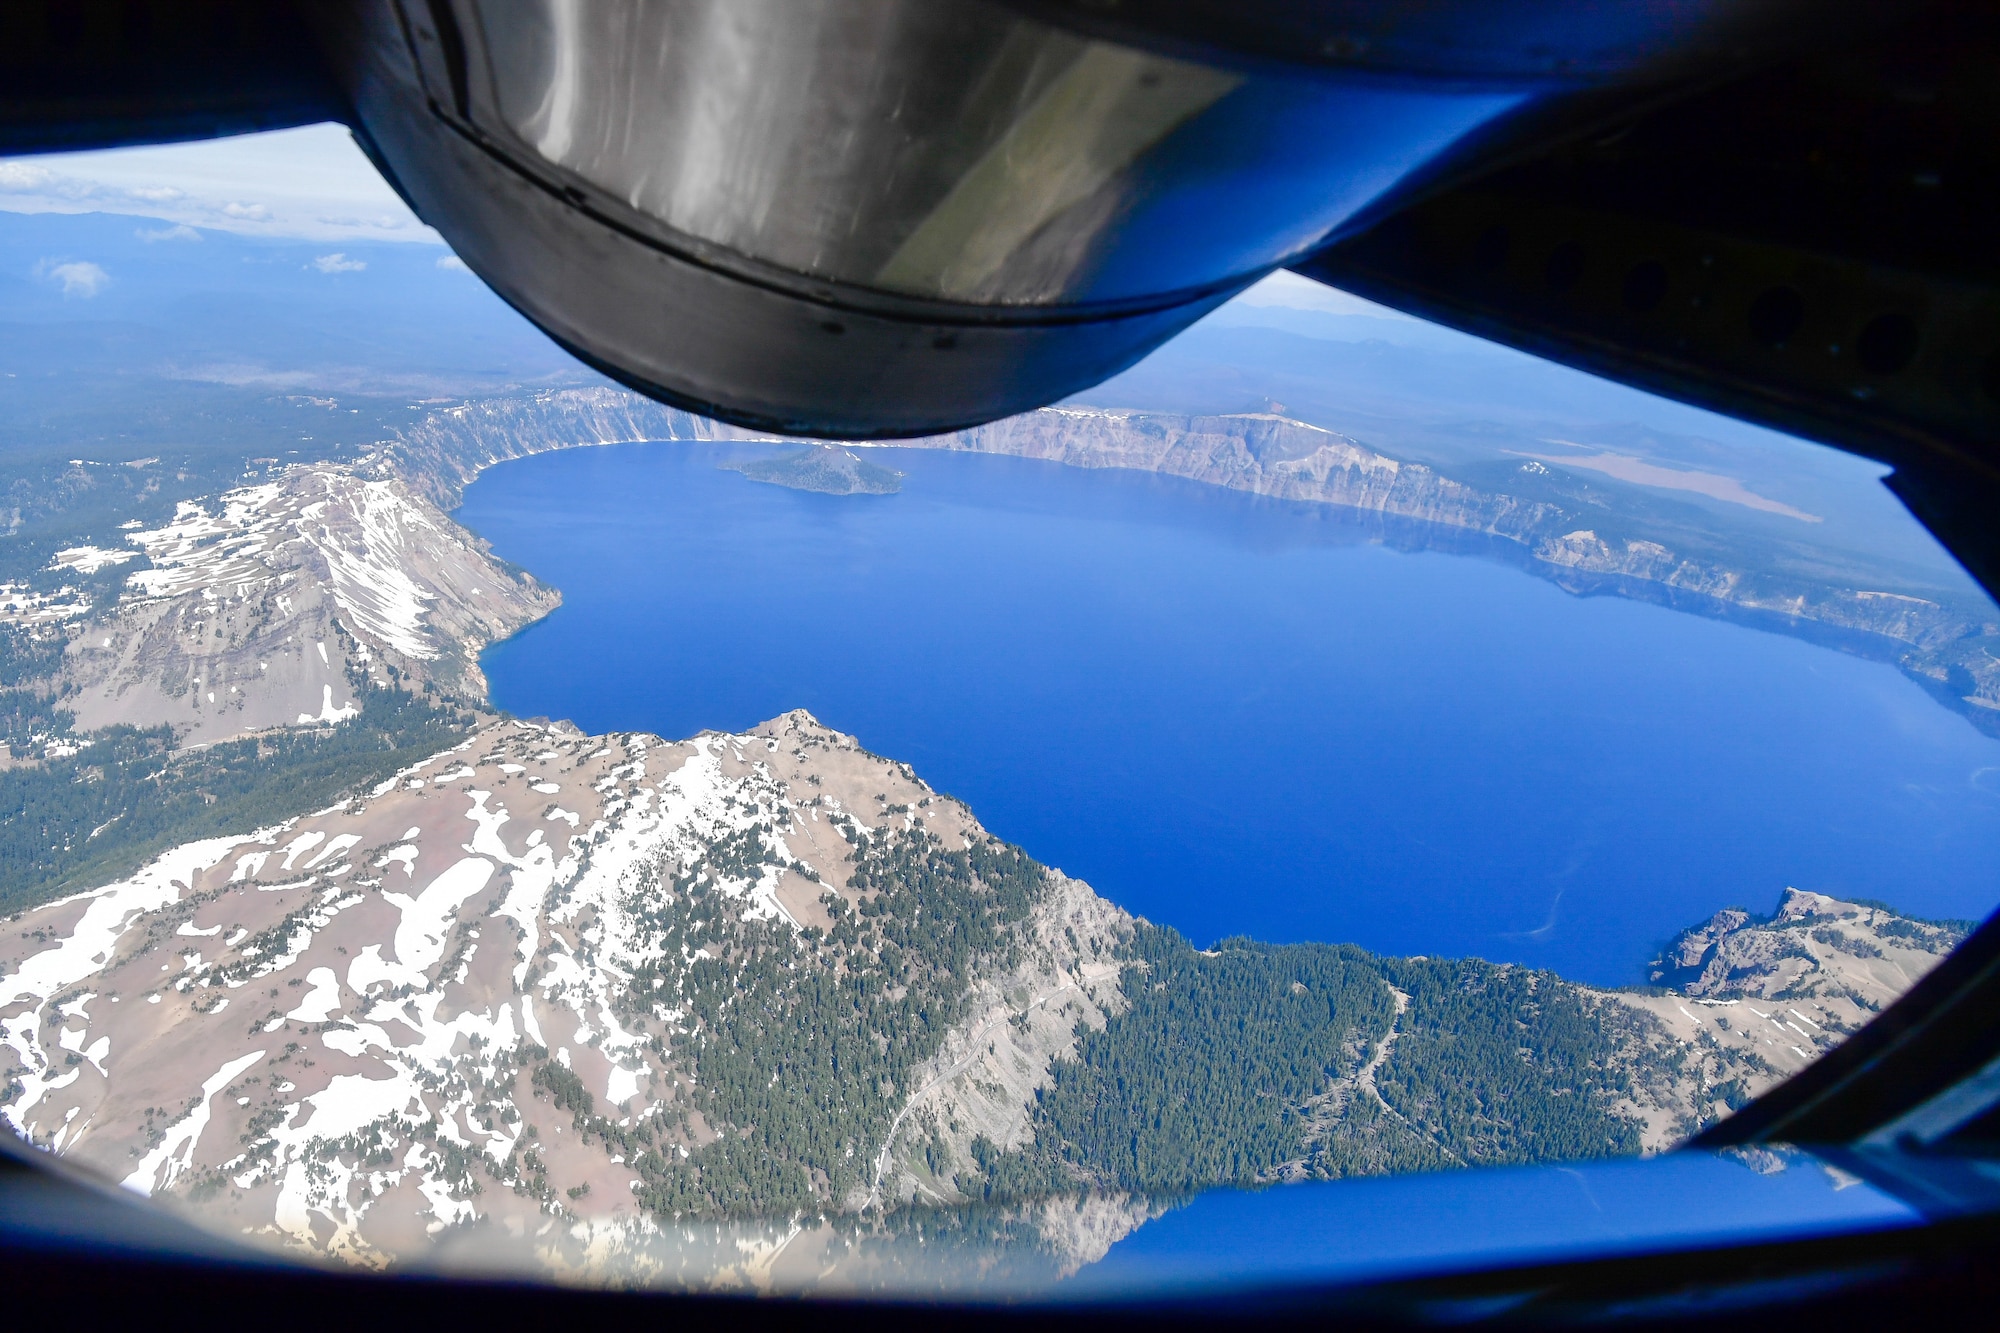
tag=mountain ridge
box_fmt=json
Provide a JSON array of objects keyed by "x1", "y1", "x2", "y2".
[
  {"x1": 367, "y1": 387, "x2": 2000, "y2": 731},
  {"x1": 0, "y1": 708, "x2": 1962, "y2": 1280},
  {"x1": 58, "y1": 467, "x2": 556, "y2": 746}
]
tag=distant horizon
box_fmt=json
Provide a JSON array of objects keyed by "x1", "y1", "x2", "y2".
[
  {"x1": 0, "y1": 125, "x2": 1412, "y2": 320},
  {"x1": 0, "y1": 124, "x2": 435, "y2": 245}
]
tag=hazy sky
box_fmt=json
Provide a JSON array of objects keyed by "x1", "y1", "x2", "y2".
[
  {"x1": 0, "y1": 124, "x2": 434, "y2": 245},
  {"x1": 0, "y1": 123, "x2": 1392, "y2": 315},
  {"x1": 1230, "y1": 268, "x2": 1415, "y2": 319}
]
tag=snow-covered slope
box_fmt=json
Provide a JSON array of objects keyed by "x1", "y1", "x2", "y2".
[
  {"x1": 61, "y1": 465, "x2": 558, "y2": 743},
  {"x1": 0, "y1": 711, "x2": 1117, "y2": 1271}
]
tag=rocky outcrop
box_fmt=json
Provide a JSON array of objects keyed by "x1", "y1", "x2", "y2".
[
  {"x1": 59, "y1": 465, "x2": 558, "y2": 744},
  {"x1": 722, "y1": 446, "x2": 902, "y2": 496},
  {"x1": 1649, "y1": 887, "x2": 1966, "y2": 1003},
  {"x1": 1600, "y1": 888, "x2": 1968, "y2": 1148}
]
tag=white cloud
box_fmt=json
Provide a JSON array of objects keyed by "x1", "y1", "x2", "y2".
[
  {"x1": 0, "y1": 162, "x2": 56, "y2": 192},
  {"x1": 311, "y1": 253, "x2": 366, "y2": 274},
  {"x1": 34, "y1": 259, "x2": 109, "y2": 297},
  {"x1": 124, "y1": 184, "x2": 184, "y2": 202},
  {"x1": 315, "y1": 213, "x2": 415, "y2": 233},
  {"x1": 435, "y1": 254, "x2": 470, "y2": 271},
  {"x1": 222, "y1": 201, "x2": 271, "y2": 221},
  {"x1": 136, "y1": 223, "x2": 201, "y2": 243}
]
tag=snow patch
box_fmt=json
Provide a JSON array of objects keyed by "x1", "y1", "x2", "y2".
[
  {"x1": 286, "y1": 967, "x2": 343, "y2": 1023},
  {"x1": 382, "y1": 856, "x2": 494, "y2": 975},
  {"x1": 123, "y1": 1050, "x2": 264, "y2": 1195},
  {"x1": 299, "y1": 684, "x2": 358, "y2": 725}
]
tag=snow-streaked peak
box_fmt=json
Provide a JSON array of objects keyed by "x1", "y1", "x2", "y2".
[
  {"x1": 124, "y1": 470, "x2": 446, "y2": 660},
  {"x1": 62, "y1": 462, "x2": 557, "y2": 745}
]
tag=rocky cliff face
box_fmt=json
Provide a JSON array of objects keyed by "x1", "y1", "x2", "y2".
[
  {"x1": 371, "y1": 387, "x2": 756, "y2": 509},
  {"x1": 1531, "y1": 530, "x2": 1989, "y2": 656},
  {"x1": 58, "y1": 466, "x2": 558, "y2": 745},
  {"x1": 934, "y1": 407, "x2": 1566, "y2": 543},
  {"x1": 372, "y1": 388, "x2": 2000, "y2": 721},
  {"x1": 870, "y1": 865, "x2": 1127, "y2": 1211},
  {"x1": 923, "y1": 408, "x2": 2000, "y2": 696}
]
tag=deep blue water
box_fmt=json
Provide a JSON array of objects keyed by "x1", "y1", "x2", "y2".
[{"x1": 461, "y1": 442, "x2": 2000, "y2": 985}]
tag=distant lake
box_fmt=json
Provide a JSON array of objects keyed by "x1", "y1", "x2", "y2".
[{"x1": 460, "y1": 442, "x2": 2000, "y2": 985}]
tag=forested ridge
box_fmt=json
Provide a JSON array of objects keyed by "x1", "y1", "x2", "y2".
[
  {"x1": 601, "y1": 818, "x2": 1053, "y2": 1218},
  {"x1": 964, "y1": 928, "x2": 1653, "y2": 1204},
  {"x1": 525, "y1": 813, "x2": 1671, "y2": 1223},
  {"x1": 0, "y1": 688, "x2": 1702, "y2": 1223},
  {"x1": 1371, "y1": 957, "x2": 1648, "y2": 1165}
]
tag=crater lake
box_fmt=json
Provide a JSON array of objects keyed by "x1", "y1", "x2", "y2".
[{"x1": 459, "y1": 441, "x2": 2000, "y2": 985}]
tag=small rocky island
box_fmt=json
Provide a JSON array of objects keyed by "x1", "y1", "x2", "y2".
[{"x1": 721, "y1": 443, "x2": 902, "y2": 494}]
